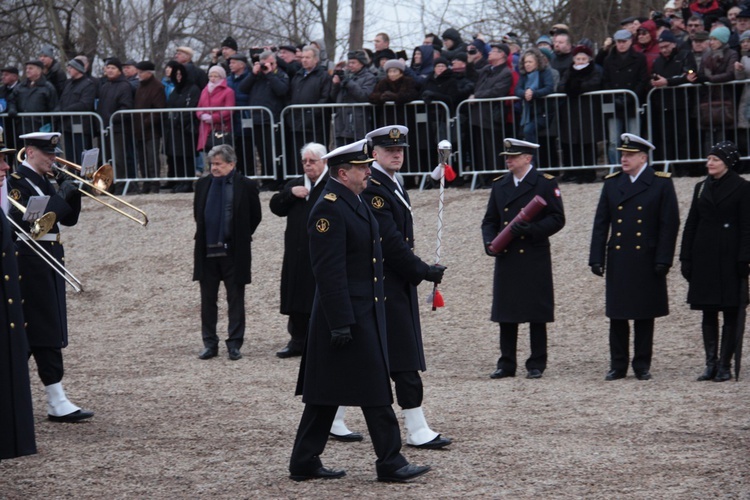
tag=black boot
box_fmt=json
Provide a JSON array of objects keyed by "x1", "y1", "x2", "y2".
[
  {"x1": 697, "y1": 322, "x2": 718, "y2": 381},
  {"x1": 713, "y1": 324, "x2": 734, "y2": 382}
]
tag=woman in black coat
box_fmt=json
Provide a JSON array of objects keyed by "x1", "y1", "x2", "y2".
[
  {"x1": 164, "y1": 62, "x2": 201, "y2": 192},
  {"x1": 679, "y1": 141, "x2": 750, "y2": 382}
]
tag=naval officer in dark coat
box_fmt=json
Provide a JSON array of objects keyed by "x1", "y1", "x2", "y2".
[
  {"x1": 679, "y1": 141, "x2": 750, "y2": 382},
  {"x1": 289, "y1": 139, "x2": 430, "y2": 483},
  {"x1": 9, "y1": 131, "x2": 93, "y2": 422},
  {"x1": 0, "y1": 127, "x2": 36, "y2": 459},
  {"x1": 481, "y1": 138, "x2": 565, "y2": 380},
  {"x1": 355, "y1": 125, "x2": 448, "y2": 449},
  {"x1": 589, "y1": 133, "x2": 680, "y2": 381}
]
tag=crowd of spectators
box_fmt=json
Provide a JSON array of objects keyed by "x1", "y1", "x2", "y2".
[{"x1": 3, "y1": 0, "x2": 750, "y2": 191}]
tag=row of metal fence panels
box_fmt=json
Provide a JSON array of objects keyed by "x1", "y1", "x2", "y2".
[{"x1": 2, "y1": 80, "x2": 750, "y2": 189}]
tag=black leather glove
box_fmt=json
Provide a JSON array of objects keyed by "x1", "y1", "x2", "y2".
[
  {"x1": 54, "y1": 166, "x2": 68, "y2": 185},
  {"x1": 424, "y1": 264, "x2": 447, "y2": 284},
  {"x1": 591, "y1": 264, "x2": 604, "y2": 277},
  {"x1": 654, "y1": 264, "x2": 670, "y2": 277},
  {"x1": 330, "y1": 327, "x2": 352, "y2": 348},
  {"x1": 485, "y1": 242, "x2": 498, "y2": 257},
  {"x1": 57, "y1": 180, "x2": 79, "y2": 202},
  {"x1": 738, "y1": 262, "x2": 750, "y2": 278},
  {"x1": 510, "y1": 221, "x2": 532, "y2": 237},
  {"x1": 680, "y1": 261, "x2": 692, "y2": 281},
  {"x1": 7, "y1": 108, "x2": 17, "y2": 118}
]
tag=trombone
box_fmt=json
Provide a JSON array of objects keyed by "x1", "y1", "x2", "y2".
[
  {"x1": 7, "y1": 197, "x2": 56, "y2": 240},
  {"x1": 4, "y1": 213, "x2": 83, "y2": 293},
  {"x1": 16, "y1": 148, "x2": 149, "y2": 227}
]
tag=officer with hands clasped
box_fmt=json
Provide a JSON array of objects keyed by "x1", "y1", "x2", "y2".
[{"x1": 589, "y1": 133, "x2": 679, "y2": 381}]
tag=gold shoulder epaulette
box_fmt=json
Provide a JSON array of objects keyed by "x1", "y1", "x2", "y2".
[
  {"x1": 543, "y1": 173, "x2": 555, "y2": 180},
  {"x1": 10, "y1": 173, "x2": 21, "y2": 180},
  {"x1": 493, "y1": 175, "x2": 505, "y2": 182},
  {"x1": 324, "y1": 193, "x2": 337, "y2": 202},
  {"x1": 654, "y1": 171, "x2": 672, "y2": 178},
  {"x1": 604, "y1": 171, "x2": 622, "y2": 179},
  {"x1": 370, "y1": 178, "x2": 382, "y2": 186}
]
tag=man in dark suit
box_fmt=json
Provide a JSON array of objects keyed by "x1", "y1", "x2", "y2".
[
  {"x1": 193, "y1": 144, "x2": 262, "y2": 361},
  {"x1": 589, "y1": 133, "x2": 680, "y2": 381},
  {"x1": 481, "y1": 139, "x2": 566, "y2": 380},
  {"x1": 270, "y1": 142, "x2": 329, "y2": 359},
  {"x1": 9, "y1": 132, "x2": 93, "y2": 423},
  {"x1": 354, "y1": 125, "x2": 449, "y2": 450},
  {"x1": 0, "y1": 127, "x2": 36, "y2": 459},
  {"x1": 289, "y1": 139, "x2": 430, "y2": 483}
]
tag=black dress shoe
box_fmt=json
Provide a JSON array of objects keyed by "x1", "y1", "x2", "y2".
[
  {"x1": 490, "y1": 368, "x2": 515, "y2": 379},
  {"x1": 697, "y1": 366, "x2": 718, "y2": 381},
  {"x1": 228, "y1": 348, "x2": 242, "y2": 361},
  {"x1": 276, "y1": 346, "x2": 303, "y2": 359},
  {"x1": 48, "y1": 408, "x2": 94, "y2": 423},
  {"x1": 605, "y1": 369, "x2": 626, "y2": 381},
  {"x1": 377, "y1": 463, "x2": 431, "y2": 483},
  {"x1": 713, "y1": 369, "x2": 732, "y2": 382},
  {"x1": 198, "y1": 348, "x2": 218, "y2": 360},
  {"x1": 526, "y1": 369, "x2": 543, "y2": 379},
  {"x1": 329, "y1": 431, "x2": 363, "y2": 442},
  {"x1": 635, "y1": 371, "x2": 652, "y2": 380},
  {"x1": 407, "y1": 435, "x2": 452, "y2": 449},
  {"x1": 290, "y1": 466, "x2": 346, "y2": 481}
]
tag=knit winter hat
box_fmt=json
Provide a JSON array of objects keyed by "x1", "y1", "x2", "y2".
[
  {"x1": 709, "y1": 26, "x2": 730, "y2": 44},
  {"x1": 708, "y1": 141, "x2": 740, "y2": 170}
]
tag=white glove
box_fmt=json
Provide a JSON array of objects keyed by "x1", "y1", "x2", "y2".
[{"x1": 200, "y1": 113, "x2": 213, "y2": 123}]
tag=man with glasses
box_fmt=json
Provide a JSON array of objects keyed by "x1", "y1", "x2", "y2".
[{"x1": 270, "y1": 143, "x2": 329, "y2": 359}]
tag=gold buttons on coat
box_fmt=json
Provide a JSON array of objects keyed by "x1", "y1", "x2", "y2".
[
  {"x1": 616, "y1": 232, "x2": 621, "y2": 237},
  {"x1": 4, "y1": 275, "x2": 8, "y2": 281},
  {"x1": 636, "y1": 232, "x2": 641, "y2": 237},
  {"x1": 618, "y1": 206, "x2": 623, "y2": 210},
  {"x1": 637, "y1": 206, "x2": 643, "y2": 210},
  {"x1": 372, "y1": 258, "x2": 376, "y2": 263},
  {"x1": 637, "y1": 220, "x2": 642, "y2": 224},
  {"x1": 636, "y1": 246, "x2": 641, "y2": 250},
  {"x1": 519, "y1": 249, "x2": 525, "y2": 254},
  {"x1": 374, "y1": 277, "x2": 378, "y2": 283},
  {"x1": 617, "y1": 219, "x2": 622, "y2": 224},
  {"x1": 7, "y1": 299, "x2": 12, "y2": 304},
  {"x1": 615, "y1": 245, "x2": 621, "y2": 250}
]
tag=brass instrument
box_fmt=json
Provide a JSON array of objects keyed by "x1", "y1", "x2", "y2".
[
  {"x1": 16, "y1": 148, "x2": 149, "y2": 226},
  {"x1": 7, "y1": 197, "x2": 56, "y2": 239},
  {"x1": 4, "y1": 214, "x2": 83, "y2": 292}
]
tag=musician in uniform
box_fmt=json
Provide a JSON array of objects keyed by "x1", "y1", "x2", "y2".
[
  {"x1": 481, "y1": 138, "x2": 565, "y2": 380},
  {"x1": 289, "y1": 139, "x2": 430, "y2": 483},
  {"x1": 589, "y1": 133, "x2": 679, "y2": 381},
  {"x1": 346, "y1": 125, "x2": 450, "y2": 449},
  {"x1": 9, "y1": 131, "x2": 93, "y2": 422},
  {"x1": 0, "y1": 126, "x2": 36, "y2": 459}
]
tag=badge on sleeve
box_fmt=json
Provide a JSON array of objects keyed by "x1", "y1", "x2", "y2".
[
  {"x1": 315, "y1": 218, "x2": 330, "y2": 233},
  {"x1": 371, "y1": 196, "x2": 385, "y2": 209},
  {"x1": 9, "y1": 189, "x2": 21, "y2": 201}
]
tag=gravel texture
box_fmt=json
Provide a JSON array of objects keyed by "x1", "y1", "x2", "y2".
[{"x1": 0, "y1": 176, "x2": 748, "y2": 499}]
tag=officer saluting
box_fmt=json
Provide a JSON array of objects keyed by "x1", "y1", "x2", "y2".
[
  {"x1": 481, "y1": 139, "x2": 565, "y2": 380},
  {"x1": 9, "y1": 132, "x2": 93, "y2": 422},
  {"x1": 589, "y1": 133, "x2": 679, "y2": 381},
  {"x1": 289, "y1": 139, "x2": 430, "y2": 483}
]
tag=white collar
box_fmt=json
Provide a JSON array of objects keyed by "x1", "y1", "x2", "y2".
[{"x1": 629, "y1": 163, "x2": 647, "y2": 183}]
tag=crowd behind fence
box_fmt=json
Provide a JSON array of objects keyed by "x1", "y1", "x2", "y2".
[{"x1": 3, "y1": 79, "x2": 750, "y2": 192}]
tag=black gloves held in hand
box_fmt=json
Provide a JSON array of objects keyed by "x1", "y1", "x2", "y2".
[
  {"x1": 330, "y1": 327, "x2": 352, "y2": 348},
  {"x1": 510, "y1": 221, "x2": 532, "y2": 237},
  {"x1": 591, "y1": 264, "x2": 604, "y2": 277},
  {"x1": 424, "y1": 264, "x2": 447, "y2": 284},
  {"x1": 681, "y1": 261, "x2": 692, "y2": 281},
  {"x1": 57, "y1": 180, "x2": 79, "y2": 202},
  {"x1": 654, "y1": 264, "x2": 670, "y2": 277}
]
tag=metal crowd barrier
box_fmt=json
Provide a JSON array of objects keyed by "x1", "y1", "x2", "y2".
[
  {"x1": 646, "y1": 79, "x2": 750, "y2": 174},
  {"x1": 111, "y1": 106, "x2": 276, "y2": 193},
  {"x1": 455, "y1": 89, "x2": 641, "y2": 189},
  {"x1": 0, "y1": 111, "x2": 106, "y2": 166},
  {"x1": 280, "y1": 100, "x2": 451, "y2": 185}
]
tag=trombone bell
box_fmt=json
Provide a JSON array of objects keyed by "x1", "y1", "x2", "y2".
[{"x1": 32, "y1": 212, "x2": 56, "y2": 240}]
